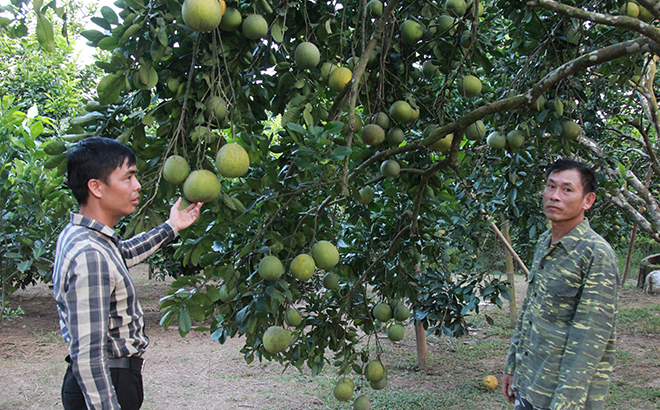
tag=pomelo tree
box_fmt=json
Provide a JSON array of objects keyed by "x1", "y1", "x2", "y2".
[{"x1": 41, "y1": 0, "x2": 660, "y2": 396}]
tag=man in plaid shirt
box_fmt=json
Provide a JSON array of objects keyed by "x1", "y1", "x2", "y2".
[{"x1": 53, "y1": 137, "x2": 202, "y2": 410}]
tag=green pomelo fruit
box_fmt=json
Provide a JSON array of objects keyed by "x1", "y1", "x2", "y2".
[
  {"x1": 389, "y1": 100, "x2": 413, "y2": 123},
  {"x1": 486, "y1": 132, "x2": 506, "y2": 149},
  {"x1": 259, "y1": 255, "x2": 284, "y2": 280},
  {"x1": 374, "y1": 112, "x2": 390, "y2": 130},
  {"x1": 362, "y1": 124, "x2": 385, "y2": 145},
  {"x1": 343, "y1": 112, "x2": 363, "y2": 134},
  {"x1": 445, "y1": 0, "x2": 467, "y2": 17},
  {"x1": 620, "y1": 2, "x2": 639, "y2": 17},
  {"x1": 422, "y1": 60, "x2": 439, "y2": 79},
  {"x1": 183, "y1": 169, "x2": 221, "y2": 202},
  {"x1": 366, "y1": 0, "x2": 383, "y2": 17},
  {"x1": 295, "y1": 41, "x2": 320, "y2": 69},
  {"x1": 322, "y1": 272, "x2": 339, "y2": 290},
  {"x1": 506, "y1": 130, "x2": 525, "y2": 149},
  {"x1": 387, "y1": 324, "x2": 405, "y2": 341},
  {"x1": 340, "y1": 377, "x2": 355, "y2": 390},
  {"x1": 219, "y1": 7, "x2": 242, "y2": 31},
  {"x1": 354, "y1": 395, "x2": 370, "y2": 410},
  {"x1": 205, "y1": 96, "x2": 227, "y2": 122},
  {"x1": 394, "y1": 304, "x2": 410, "y2": 321},
  {"x1": 163, "y1": 155, "x2": 190, "y2": 185},
  {"x1": 215, "y1": 143, "x2": 250, "y2": 178},
  {"x1": 177, "y1": 198, "x2": 192, "y2": 211},
  {"x1": 638, "y1": 5, "x2": 654, "y2": 21},
  {"x1": 290, "y1": 254, "x2": 316, "y2": 281},
  {"x1": 359, "y1": 186, "x2": 374, "y2": 204},
  {"x1": 242, "y1": 14, "x2": 268, "y2": 40},
  {"x1": 436, "y1": 15, "x2": 455, "y2": 35},
  {"x1": 370, "y1": 372, "x2": 387, "y2": 390},
  {"x1": 400, "y1": 20, "x2": 423, "y2": 45},
  {"x1": 320, "y1": 62, "x2": 337, "y2": 81},
  {"x1": 465, "y1": 120, "x2": 486, "y2": 141},
  {"x1": 181, "y1": 0, "x2": 224, "y2": 32},
  {"x1": 373, "y1": 303, "x2": 392, "y2": 322},
  {"x1": 380, "y1": 160, "x2": 400, "y2": 177},
  {"x1": 329, "y1": 67, "x2": 353, "y2": 92},
  {"x1": 333, "y1": 381, "x2": 354, "y2": 401},
  {"x1": 312, "y1": 240, "x2": 340, "y2": 270},
  {"x1": 262, "y1": 325, "x2": 292, "y2": 354},
  {"x1": 560, "y1": 120, "x2": 580, "y2": 140},
  {"x1": 431, "y1": 133, "x2": 453, "y2": 152},
  {"x1": 387, "y1": 127, "x2": 405, "y2": 145},
  {"x1": 458, "y1": 75, "x2": 482, "y2": 97},
  {"x1": 365, "y1": 360, "x2": 385, "y2": 382},
  {"x1": 285, "y1": 308, "x2": 302, "y2": 327}
]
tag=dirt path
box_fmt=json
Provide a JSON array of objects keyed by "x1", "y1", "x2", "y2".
[{"x1": 1, "y1": 265, "x2": 658, "y2": 410}]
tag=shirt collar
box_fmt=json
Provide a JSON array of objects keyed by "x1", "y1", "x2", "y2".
[
  {"x1": 551, "y1": 218, "x2": 590, "y2": 252},
  {"x1": 70, "y1": 213, "x2": 122, "y2": 247}
]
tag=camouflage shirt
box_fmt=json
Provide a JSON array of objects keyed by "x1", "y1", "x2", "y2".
[{"x1": 504, "y1": 219, "x2": 619, "y2": 410}]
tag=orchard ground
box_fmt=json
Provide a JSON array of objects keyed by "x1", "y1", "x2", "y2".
[{"x1": 1, "y1": 265, "x2": 659, "y2": 410}]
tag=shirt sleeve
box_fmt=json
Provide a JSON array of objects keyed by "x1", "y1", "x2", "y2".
[
  {"x1": 66, "y1": 249, "x2": 120, "y2": 410},
  {"x1": 121, "y1": 220, "x2": 178, "y2": 268},
  {"x1": 549, "y1": 247, "x2": 619, "y2": 410}
]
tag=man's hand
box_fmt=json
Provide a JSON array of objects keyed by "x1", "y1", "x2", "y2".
[
  {"x1": 501, "y1": 373, "x2": 515, "y2": 404},
  {"x1": 169, "y1": 198, "x2": 203, "y2": 231}
]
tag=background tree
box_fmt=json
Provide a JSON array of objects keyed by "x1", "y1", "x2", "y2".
[{"x1": 44, "y1": 0, "x2": 660, "y2": 400}]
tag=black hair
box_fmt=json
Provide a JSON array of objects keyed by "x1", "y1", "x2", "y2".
[
  {"x1": 66, "y1": 137, "x2": 136, "y2": 205},
  {"x1": 545, "y1": 158, "x2": 597, "y2": 195}
]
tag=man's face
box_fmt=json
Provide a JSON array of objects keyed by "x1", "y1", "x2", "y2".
[
  {"x1": 98, "y1": 158, "x2": 142, "y2": 219},
  {"x1": 543, "y1": 169, "x2": 594, "y2": 224}
]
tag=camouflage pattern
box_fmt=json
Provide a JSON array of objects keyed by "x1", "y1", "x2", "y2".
[{"x1": 504, "y1": 219, "x2": 619, "y2": 410}]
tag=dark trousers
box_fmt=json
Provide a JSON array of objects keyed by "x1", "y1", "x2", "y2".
[
  {"x1": 515, "y1": 394, "x2": 543, "y2": 410},
  {"x1": 61, "y1": 364, "x2": 143, "y2": 410}
]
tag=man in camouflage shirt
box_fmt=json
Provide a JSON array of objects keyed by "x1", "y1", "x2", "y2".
[{"x1": 502, "y1": 159, "x2": 619, "y2": 410}]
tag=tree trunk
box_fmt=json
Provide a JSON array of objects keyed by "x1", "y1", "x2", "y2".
[
  {"x1": 415, "y1": 320, "x2": 428, "y2": 372},
  {"x1": 502, "y1": 220, "x2": 518, "y2": 326}
]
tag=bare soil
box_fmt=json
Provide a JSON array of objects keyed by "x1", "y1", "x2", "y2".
[{"x1": 1, "y1": 265, "x2": 658, "y2": 410}]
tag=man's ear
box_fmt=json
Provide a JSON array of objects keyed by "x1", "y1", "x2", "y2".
[
  {"x1": 583, "y1": 191, "x2": 596, "y2": 211},
  {"x1": 87, "y1": 179, "x2": 103, "y2": 199}
]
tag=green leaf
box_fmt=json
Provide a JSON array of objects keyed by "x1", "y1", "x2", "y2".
[
  {"x1": 178, "y1": 307, "x2": 192, "y2": 334},
  {"x1": 330, "y1": 146, "x2": 352, "y2": 159},
  {"x1": 98, "y1": 36, "x2": 118, "y2": 51},
  {"x1": 100, "y1": 6, "x2": 119, "y2": 25},
  {"x1": 286, "y1": 122, "x2": 306, "y2": 135},
  {"x1": 80, "y1": 29, "x2": 107, "y2": 44},
  {"x1": 91, "y1": 17, "x2": 111, "y2": 30},
  {"x1": 35, "y1": 14, "x2": 55, "y2": 52}
]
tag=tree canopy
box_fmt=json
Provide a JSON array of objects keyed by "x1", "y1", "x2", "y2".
[{"x1": 25, "y1": 0, "x2": 660, "y2": 395}]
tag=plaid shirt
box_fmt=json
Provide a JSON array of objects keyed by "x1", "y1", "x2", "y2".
[
  {"x1": 53, "y1": 213, "x2": 177, "y2": 410},
  {"x1": 504, "y1": 219, "x2": 619, "y2": 410}
]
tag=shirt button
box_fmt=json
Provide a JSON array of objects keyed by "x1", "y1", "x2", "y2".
[{"x1": 528, "y1": 321, "x2": 532, "y2": 325}]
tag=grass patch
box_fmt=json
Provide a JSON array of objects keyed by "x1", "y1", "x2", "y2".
[
  {"x1": 607, "y1": 381, "x2": 660, "y2": 409},
  {"x1": 617, "y1": 305, "x2": 660, "y2": 334}
]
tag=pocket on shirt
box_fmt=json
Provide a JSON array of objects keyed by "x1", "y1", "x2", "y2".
[{"x1": 546, "y1": 279, "x2": 580, "y2": 298}]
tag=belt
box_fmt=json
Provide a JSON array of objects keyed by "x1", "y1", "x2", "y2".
[{"x1": 65, "y1": 355, "x2": 144, "y2": 373}]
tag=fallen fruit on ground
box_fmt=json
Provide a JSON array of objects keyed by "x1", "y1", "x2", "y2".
[
  {"x1": 290, "y1": 253, "x2": 316, "y2": 281},
  {"x1": 262, "y1": 325, "x2": 292, "y2": 354},
  {"x1": 482, "y1": 375, "x2": 499, "y2": 390},
  {"x1": 312, "y1": 240, "x2": 340, "y2": 270},
  {"x1": 259, "y1": 255, "x2": 284, "y2": 280},
  {"x1": 365, "y1": 360, "x2": 385, "y2": 382},
  {"x1": 216, "y1": 143, "x2": 249, "y2": 178},
  {"x1": 242, "y1": 14, "x2": 268, "y2": 40},
  {"x1": 294, "y1": 41, "x2": 320, "y2": 69},
  {"x1": 181, "y1": 0, "x2": 225, "y2": 32},
  {"x1": 380, "y1": 159, "x2": 400, "y2": 177},
  {"x1": 182, "y1": 169, "x2": 221, "y2": 202},
  {"x1": 163, "y1": 155, "x2": 189, "y2": 185},
  {"x1": 373, "y1": 302, "x2": 392, "y2": 322}
]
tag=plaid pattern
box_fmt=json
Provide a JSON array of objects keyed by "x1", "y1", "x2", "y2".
[
  {"x1": 504, "y1": 219, "x2": 619, "y2": 410},
  {"x1": 53, "y1": 213, "x2": 177, "y2": 410}
]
